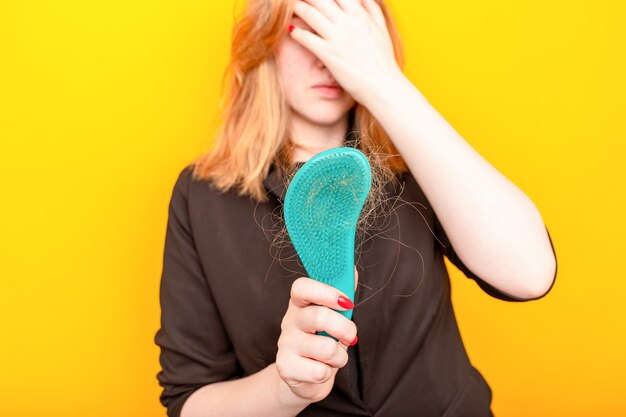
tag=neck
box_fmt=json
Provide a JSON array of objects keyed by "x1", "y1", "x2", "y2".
[{"x1": 289, "y1": 113, "x2": 350, "y2": 163}]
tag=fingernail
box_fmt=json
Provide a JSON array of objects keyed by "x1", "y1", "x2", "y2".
[
  {"x1": 288, "y1": 24, "x2": 295, "y2": 33},
  {"x1": 337, "y1": 295, "x2": 354, "y2": 309},
  {"x1": 350, "y1": 335, "x2": 358, "y2": 346}
]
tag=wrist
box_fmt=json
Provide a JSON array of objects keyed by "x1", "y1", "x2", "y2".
[{"x1": 362, "y1": 68, "x2": 407, "y2": 105}]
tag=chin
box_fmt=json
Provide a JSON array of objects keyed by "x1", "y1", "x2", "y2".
[
  {"x1": 304, "y1": 104, "x2": 353, "y2": 124},
  {"x1": 310, "y1": 114, "x2": 346, "y2": 125}
]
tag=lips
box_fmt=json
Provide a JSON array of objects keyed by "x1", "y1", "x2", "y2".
[
  {"x1": 313, "y1": 84, "x2": 344, "y2": 98},
  {"x1": 313, "y1": 82, "x2": 341, "y2": 88}
]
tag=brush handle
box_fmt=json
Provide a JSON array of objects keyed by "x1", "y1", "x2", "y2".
[{"x1": 315, "y1": 263, "x2": 355, "y2": 342}]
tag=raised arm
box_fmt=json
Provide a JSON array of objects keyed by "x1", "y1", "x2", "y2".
[{"x1": 362, "y1": 73, "x2": 557, "y2": 300}]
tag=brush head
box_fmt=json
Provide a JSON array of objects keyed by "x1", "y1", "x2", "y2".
[{"x1": 284, "y1": 147, "x2": 372, "y2": 313}]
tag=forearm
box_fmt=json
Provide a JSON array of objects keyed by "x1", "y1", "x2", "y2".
[
  {"x1": 363, "y1": 72, "x2": 556, "y2": 298},
  {"x1": 180, "y1": 362, "x2": 312, "y2": 417}
]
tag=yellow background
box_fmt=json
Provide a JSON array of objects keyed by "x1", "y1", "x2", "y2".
[{"x1": 1, "y1": 0, "x2": 624, "y2": 416}]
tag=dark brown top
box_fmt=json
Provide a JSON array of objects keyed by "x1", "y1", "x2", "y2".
[{"x1": 155, "y1": 155, "x2": 557, "y2": 417}]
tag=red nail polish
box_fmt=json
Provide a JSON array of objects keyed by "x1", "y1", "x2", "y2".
[
  {"x1": 350, "y1": 335, "x2": 358, "y2": 346},
  {"x1": 288, "y1": 24, "x2": 295, "y2": 33},
  {"x1": 337, "y1": 295, "x2": 354, "y2": 309}
]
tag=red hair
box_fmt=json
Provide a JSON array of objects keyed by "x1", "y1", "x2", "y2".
[{"x1": 192, "y1": 0, "x2": 408, "y2": 203}]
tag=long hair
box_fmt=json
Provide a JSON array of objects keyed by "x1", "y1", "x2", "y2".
[{"x1": 192, "y1": 0, "x2": 409, "y2": 203}]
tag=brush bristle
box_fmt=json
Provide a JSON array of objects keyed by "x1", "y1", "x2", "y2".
[{"x1": 284, "y1": 150, "x2": 371, "y2": 285}]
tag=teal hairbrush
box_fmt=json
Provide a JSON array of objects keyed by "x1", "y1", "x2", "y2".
[{"x1": 284, "y1": 147, "x2": 372, "y2": 341}]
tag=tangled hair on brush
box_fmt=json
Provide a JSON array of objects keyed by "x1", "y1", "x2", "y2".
[
  {"x1": 189, "y1": 0, "x2": 410, "y2": 204},
  {"x1": 262, "y1": 123, "x2": 406, "y2": 275},
  {"x1": 281, "y1": 117, "x2": 404, "y2": 238}
]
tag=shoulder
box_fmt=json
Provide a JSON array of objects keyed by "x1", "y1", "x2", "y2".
[
  {"x1": 168, "y1": 163, "x2": 215, "y2": 212},
  {"x1": 171, "y1": 163, "x2": 220, "y2": 199},
  {"x1": 168, "y1": 164, "x2": 195, "y2": 207},
  {"x1": 173, "y1": 163, "x2": 194, "y2": 191},
  {"x1": 170, "y1": 163, "x2": 257, "y2": 213}
]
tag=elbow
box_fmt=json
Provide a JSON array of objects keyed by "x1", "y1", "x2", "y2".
[
  {"x1": 526, "y1": 252, "x2": 558, "y2": 300},
  {"x1": 525, "y1": 222, "x2": 558, "y2": 300}
]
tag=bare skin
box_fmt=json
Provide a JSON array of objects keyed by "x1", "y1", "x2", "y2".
[{"x1": 275, "y1": 265, "x2": 359, "y2": 404}]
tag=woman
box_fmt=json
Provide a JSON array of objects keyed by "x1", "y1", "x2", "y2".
[{"x1": 154, "y1": 1, "x2": 558, "y2": 416}]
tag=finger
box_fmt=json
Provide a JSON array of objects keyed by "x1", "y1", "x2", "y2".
[
  {"x1": 298, "y1": 332, "x2": 349, "y2": 368},
  {"x1": 335, "y1": 0, "x2": 361, "y2": 15},
  {"x1": 361, "y1": 0, "x2": 387, "y2": 30},
  {"x1": 293, "y1": 0, "x2": 334, "y2": 39},
  {"x1": 284, "y1": 354, "x2": 334, "y2": 384},
  {"x1": 289, "y1": 21, "x2": 327, "y2": 60},
  {"x1": 302, "y1": 0, "x2": 343, "y2": 23},
  {"x1": 354, "y1": 264, "x2": 359, "y2": 292},
  {"x1": 290, "y1": 277, "x2": 355, "y2": 311},
  {"x1": 298, "y1": 304, "x2": 358, "y2": 345}
]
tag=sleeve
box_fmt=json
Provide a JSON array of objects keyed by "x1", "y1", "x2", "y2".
[
  {"x1": 433, "y1": 214, "x2": 558, "y2": 302},
  {"x1": 154, "y1": 166, "x2": 242, "y2": 417}
]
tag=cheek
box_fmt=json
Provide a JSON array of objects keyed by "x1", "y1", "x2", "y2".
[
  {"x1": 283, "y1": 41, "x2": 314, "y2": 66},
  {"x1": 276, "y1": 43, "x2": 314, "y2": 94}
]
